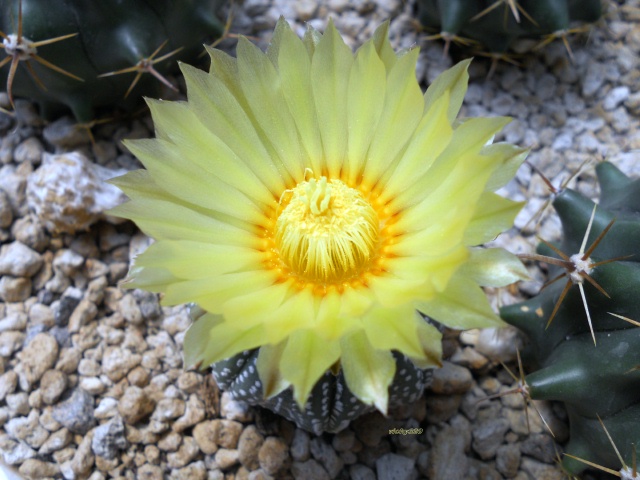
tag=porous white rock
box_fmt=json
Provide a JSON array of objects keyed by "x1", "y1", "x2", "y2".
[{"x1": 26, "y1": 152, "x2": 127, "y2": 234}]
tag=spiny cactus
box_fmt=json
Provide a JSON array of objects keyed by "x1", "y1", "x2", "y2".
[
  {"x1": 0, "y1": 0, "x2": 226, "y2": 121},
  {"x1": 501, "y1": 162, "x2": 640, "y2": 477},
  {"x1": 416, "y1": 0, "x2": 602, "y2": 54}
]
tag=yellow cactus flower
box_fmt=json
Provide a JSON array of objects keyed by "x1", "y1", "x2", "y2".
[{"x1": 111, "y1": 19, "x2": 528, "y2": 414}]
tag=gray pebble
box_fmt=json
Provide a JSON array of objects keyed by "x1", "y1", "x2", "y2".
[
  {"x1": 91, "y1": 415, "x2": 127, "y2": 459},
  {"x1": 310, "y1": 437, "x2": 343, "y2": 478},
  {"x1": 427, "y1": 424, "x2": 469, "y2": 480},
  {"x1": 429, "y1": 362, "x2": 472, "y2": 395},
  {"x1": 0, "y1": 241, "x2": 42, "y2": 277},
  {"x1": 603, "y1": 86, "x2": 630, "y2": 111},
  {"x1": 291, "y1": 459, "x2": 331, "y2": 480},
  {"x1": 520, "y1": 433, "x2": 557, "y2": 463},
  {"x1": 582, "y1": 62, "x2": 606, "y2": 97},
  {"x1": 14, "y1": 137, "x2": 43, "y2": 165},
  {"x1": 290, "y1": 428, "x2": 310, "y2": 462},
  {"x1": 496, "y1": 443, "x2": 521, "y2": 478},
  {"x1": 42, "y1": 117, "x2": 91, "y2": 149},
  {"x1": 376, "y1": 453, "x2": 418, "y2": 480},
  {"x1": 52, "y1": 388, "x2": 96, "y2": 434},
  {"x1": 472, "y1": 418, "x2": 510, "y2": 460}
]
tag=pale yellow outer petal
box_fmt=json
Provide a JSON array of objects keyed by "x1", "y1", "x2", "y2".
[
  {"x1": 146, "y1": 99, "x2": 276, "y2": 207},
  {"x1": 418, "y1": 273, "x2": 506, "y2": 330},
  {"x1": 375, "y1": 90, "x2": 453, "y2": 203},
  {"x1": 464, "y1": 192, "x2": 524, "y2": 245},
  {"x1": 133, "y1": 240, "x2": 264, "y2": 279},
  {"x1": 184, "y1": 312, "x2": 266, "y2": 368},
  {"x1": 459, "y1": 248, "x2": 529, "y2": 287},
  {"x1": 180, "y1": 63, "x2": 290, "y2": 193},
  {"x1": 237, "y1": 37, "x2": 305, "y2": 181},
  {"x1": 340, "y1": 330, "x2": 395, "y2": 413},
  {"x1": 126, "y1": 139, "x2": 271, "y2": 230},
  {"x1": 110, "y1": 171, "x2": 259, "y2": 247},
  {"x1": 311, "y1": 20, "x2": 353, "y2": 178},
  {"x1": 388, "y1": 116, "x2": 511, "y2": 212},
  {"x1": 277, "y1": 23, "x2": 325, "y2": 175},
  {"x1": 256, "y1": 342, "x2": 291, "y2": 398},
  {"x1": 345, "y1": 40, "x2": 386, "y2": 186},
  {"x1": 360, "y1": 48, "x2": 424, "y2": 190},
  {"x1": 423, "y1": 58, "x2": 471, "y2": 124},
  {"x1": 280, "y1": 330, "x2": 341, "y2": 408}
]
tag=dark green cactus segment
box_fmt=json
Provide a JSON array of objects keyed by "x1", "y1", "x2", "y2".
[
  {"x1": 0, "y1": 0, "x2": 226, "y2": 121},
  {"x1": 501, "y1": 162, "x2": 640, "y2": 475},
  {"x1": 525, "y1": 328, "x2": 640, "y2": 418},
  {"x1": 212, "y1": 350, "x2": 430, "y2": 435},
  {"x1": 563, "y1": 404, "x2": 640, "y2": 475},
  {"x1": 416, "y1": 0, "x2": 602, "y2": 53}
]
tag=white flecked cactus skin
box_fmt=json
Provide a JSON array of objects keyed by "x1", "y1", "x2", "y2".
[{"x1": 212, "y1": 349, "x2": 430, "y2": 435}]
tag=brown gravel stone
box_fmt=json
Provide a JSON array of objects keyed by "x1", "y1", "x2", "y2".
[
  {"x1": 19, "y1": 458, "x2": 60, "y2": 479},
  {"x1": 259, "y1": 436, "x2": 289, "y2": 475},
  {"x1": 215, "y1": 448, "x2": 240, "y2": 470},
  {"x1": 167, "y1": 436, "x2": 199, "y2": 469},
  {"x1": 118, "y1": 386, "x2": 155, "y2": 424},
  {"x1": 238, "y1": 425, "x2": 264, "y2": 470},
  {"x1": 40, "y1": 369, "x2": 68, "y2": 405},
  {"x1": 15, "y1": 332, "x2": 59, "y2": 390}
]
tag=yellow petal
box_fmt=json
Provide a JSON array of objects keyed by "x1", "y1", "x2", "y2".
[
  {"x1": 344, "y1": 39, "x2": 386, "y2": 186},
  {"x1": 146, "y1": 99, "x2": 276, "y2": 206},
  {"x1": 340, "y1": 330, "x2": 395, "y2": 413},
  {"x1": 183, "y1": 312, "x2": 224, "y2": 369},
  {"x1": 389, "y1": 116, "x2": 511, "y2": 212},
  {"x1": 311, "y1": 20, "x2": 353, "y2": 178},
  {"x1": 181, "y1": 63, "x2": 290, "y2": 193},
  {"x1": 278, "y1": 22, "x2": 325, "y2": 175},
  {"x1": 162, "y1": 270, "x2": 277, "y2": 311},
  {"x1": 360, "y1": 48, "x2": 424, "y2": 190},
  {"x1": 423, "y1": 58, "x2": 471, "y2": 124},
  {"x1": 464, "y1": 192, "x2": 524, "y2": 245},
  {"x1": 134, "y1": 240, "x2": 264, "y2": 279},
  {"x1": 256, "y1": 341, "x2": 291, "y2": 398},
  {"x1": 482, "y1": 143, "x2": 529, "y2": 192},
  {"x1": 372, "y1": 21, "x2": 397, "y2": 72},
  {"x1": 280, "y1": 330, "x2": 341, "y2": 409},
  {"x1": 460, "y1": 248, "x2": 530, "y2": 287},
  {"x1": 237, "y1": 37, "x2": 305, "y2": 181},
  {"x1": 125, "y1": 139, "x2": 267, "y2": 227},
  {"x1": 110, "y1": 171, "x2": 259, "y2": 247},
  {"x1": 362, "y1": 303, "x2": 433, "y2": 360},
  {"x1": 418, "y1": 273, "x2": 506, "y2": 330},
  {"x1": 376, "y1": 89, "x2": 452, "y2": 203},
  {"x1": 199, "y1": 318, "x2": 266, "y2": 367}
]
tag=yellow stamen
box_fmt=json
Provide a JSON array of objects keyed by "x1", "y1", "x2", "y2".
[{"x1": 275, "y1": 176, "x2": 379, "y2": 284}]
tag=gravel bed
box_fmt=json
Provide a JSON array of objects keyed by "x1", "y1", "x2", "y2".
[{"x1": 0, "y1": 0, "x2": 638, "y2": 479}]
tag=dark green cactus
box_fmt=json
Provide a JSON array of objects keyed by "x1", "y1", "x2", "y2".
[
  {"x1": 416, "y1": 0, "x2": 602, "y2": 53},
  {"x1": 0, "y1": 0, "x2": 226, "y2": 121},
  {"x1": 501, "y1": 162, "x2": 640, "y2": 476}
]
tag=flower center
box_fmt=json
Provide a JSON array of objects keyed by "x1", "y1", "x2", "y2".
[{"x1": 275, "y1": 176, "x2": 379, "y2": 283}]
